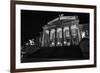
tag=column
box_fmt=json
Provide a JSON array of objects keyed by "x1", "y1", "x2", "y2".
[
  {"x1": 77, "y1": 24, "x2": 81, "y2": 42},
  {"x1": 62, "y1": 27, "x2": 64, "y2": 46},
  {"x1": 42, "y1": 31, "x2": 45, "y2": 47},
  {"x1": 69, "y1": 25, "x2": 72, "y2": 45},
  {"x1": 55, "y1": 28, "x2": 57, "y2": 46},
  {"x1": 49, "y1": 29, "x2": 50, "y2": 47}
]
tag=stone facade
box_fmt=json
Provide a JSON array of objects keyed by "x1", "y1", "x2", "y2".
[{"x1": 41, "y1": 15, "x2": 88, "y2": 47}]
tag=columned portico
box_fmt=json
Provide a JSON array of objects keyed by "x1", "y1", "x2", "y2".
[{"x1": 42, "y1": 15, "x2": 81, "y2": 47}]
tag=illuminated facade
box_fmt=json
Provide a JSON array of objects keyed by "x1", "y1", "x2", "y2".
[{"x1": 41, "y1": 15, "x2": 88, "y2": 47}]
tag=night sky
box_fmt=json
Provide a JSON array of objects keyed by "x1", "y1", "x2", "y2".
[{"x1": 21, "y1": 10, "x2": 89, "y2": 45}]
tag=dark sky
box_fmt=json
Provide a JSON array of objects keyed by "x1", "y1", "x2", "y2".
[{"x1": 21, "y1": 10, "x2": 89, "y2": 45}]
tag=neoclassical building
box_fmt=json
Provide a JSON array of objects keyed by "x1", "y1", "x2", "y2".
[{"x1": 41, "y1": 14, "x2": 88, "y2": 47}]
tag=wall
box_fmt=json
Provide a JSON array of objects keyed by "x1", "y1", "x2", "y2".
[{"x1": 0, "y1": 0, "x2": 100, "y2": 73}]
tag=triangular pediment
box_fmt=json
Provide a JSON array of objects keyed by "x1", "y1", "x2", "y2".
[{"x1": 43, "y1": 16, "x2": 79, "y2": 30}]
